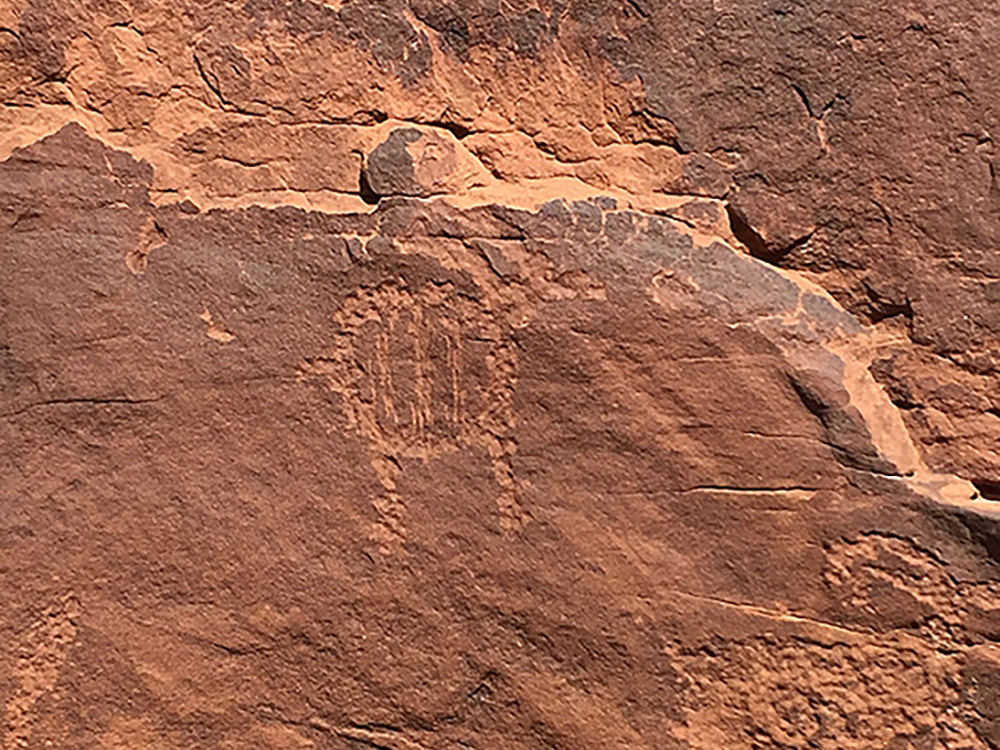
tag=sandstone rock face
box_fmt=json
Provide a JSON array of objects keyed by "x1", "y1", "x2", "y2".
[{"x1": 1, "y1": 2, "x2": 999, "y2": 749}]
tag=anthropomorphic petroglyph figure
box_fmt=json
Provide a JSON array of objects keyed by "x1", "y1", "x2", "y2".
[{"x1": 301, "y1": 281, "x2": 528, "y2": 549}]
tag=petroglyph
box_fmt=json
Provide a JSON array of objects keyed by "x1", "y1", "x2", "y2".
[
  {"x1": 301, "y1": 280, "x2": 528, "y2": 548},
  {"x1": 666, "y1": 532, "x2": 1000, "y2": 749},
  {"x1": 4, "y1": 594, "x2": 80, "y2": 750},
  {"x1": 823, "y1": 532, "x2": 1000, "y2": 646},
  {"x1": 670, "y1": 635, "x2": 983, "y2": 750}
]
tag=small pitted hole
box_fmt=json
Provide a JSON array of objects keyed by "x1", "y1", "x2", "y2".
[
  {"x1": 971, "y1": 479, "x2": 1000, "y2": 501},
  {"x1": 359, "y1": 168, "x2": 380, "y2": 205}
]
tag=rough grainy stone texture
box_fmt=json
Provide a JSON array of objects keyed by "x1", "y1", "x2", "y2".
[{"x1": 1, "y1": 1, "x2": 1000, "y2": 748}]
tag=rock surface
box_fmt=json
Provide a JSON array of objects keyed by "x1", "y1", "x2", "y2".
[{"x1": 1, "y1": 1, "x2": 999, "y2": 748}]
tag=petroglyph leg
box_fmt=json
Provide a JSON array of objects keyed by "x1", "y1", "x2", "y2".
[{"x1": 370, "y1": 453, "x2": 407, "y2": 551}]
